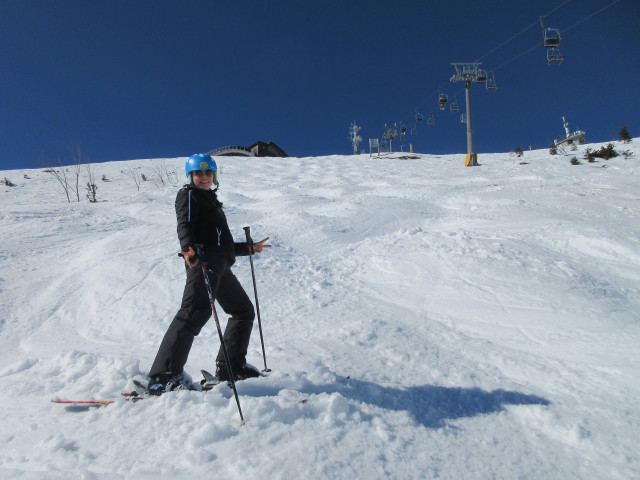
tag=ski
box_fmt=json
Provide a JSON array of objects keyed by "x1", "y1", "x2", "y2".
[
  {"x1": 51, "y1": 399, "x2": 116, "y2": 407},
  {"x1": 52, "y1": 372, "x2": 218, "y2": 407},
  {"x1": 52, "y1": 368, "x2": 275, "y2": 408},
  {"x1": 200, "y1": 365, "x2": 271, "y2": 390},
  {"x1": 51, "y1": 390, "x2": 142, "y2": 408}
]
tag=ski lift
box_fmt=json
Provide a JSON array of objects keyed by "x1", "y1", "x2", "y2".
[
  {"x1": 486, "y1": 72, "x2": 498, "y2": 91},
  {"x1": 540, "y1": 16, "x2": 563, "y2": 63},
  {"x1": 411, "y1": 126, "x2": 417, "y2": 135},
  {"x1": 415, "y1": 110, "x2": 423, "y2": 123},
  {"x1": 427, "y1": 115, "x2": 435, "y2": 126},
  {"x1": 383, "y1": 124, "x2": 397, "y2": 140},
  {"x1": 543, "y1": 28, "x2": 561, "y2": 48},
  {"x1": 475, "y1": 69, "x2": 488, "y2": 83},
  {"x1": 547, "y1": 48, "x2": 564, "y2": 64},
  {"x1": 450, "y1": 96, "x2": 460, "y2": 112},
  {"x1": 400, "y1": 124, "x2": 407, "y2": 135},
  {"x1": 540, "y1": 17, "x2": 562, "y2": 48},
  {"x1": 438, "y1": 93, "x2": 448, "y2": 110}
]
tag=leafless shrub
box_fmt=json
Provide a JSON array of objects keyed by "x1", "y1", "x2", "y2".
[
  {"x1": 151, "y1": 160, "x2": 179, "y2": 187},
  {"x1": 42, "y1": 162, "x2": 73, "y2": 203},
  {"x1": 122, "y1": 167, "x2": 142, "y2": 191},
  {"x1": 85, "y1": 162, "x2": 97, "y2": 203}
]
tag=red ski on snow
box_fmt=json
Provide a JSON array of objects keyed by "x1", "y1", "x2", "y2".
[
  {"x1": 52, "y1": 391, "x2": 141, "y2": 407},
  {"x1": 51, "y1": 399, "x2": 116, "y2": 406}
]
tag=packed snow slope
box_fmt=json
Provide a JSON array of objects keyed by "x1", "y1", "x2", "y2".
[{"x1": 1, "y1": 142, "x2": 639, "y2": 479}]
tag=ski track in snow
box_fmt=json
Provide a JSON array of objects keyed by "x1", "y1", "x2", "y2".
[{"x1": 1, "y1": 144, "x2": 639, "y2": 479}]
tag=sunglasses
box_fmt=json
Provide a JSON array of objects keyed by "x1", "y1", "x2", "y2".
[
  {"x1": 192, "y1": 169, "x2": 219, "y2": 186},
  {"x1": 193, "y1": 170, "x2": 214, "y2": 177}
]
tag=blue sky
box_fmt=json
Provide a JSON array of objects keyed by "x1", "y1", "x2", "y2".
[{"x1": 1, "y1": 0, "x2": 638, "y2": 170}]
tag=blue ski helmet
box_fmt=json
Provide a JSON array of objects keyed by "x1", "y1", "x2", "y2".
[{"x1": 185, "y1": 153, "x2": 218, "y2": 186}]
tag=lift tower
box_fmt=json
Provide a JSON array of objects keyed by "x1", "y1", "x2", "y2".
[
  {"x1": 349, "y1": 122, "x2": 362, "y2": 155},
  {"x1": 450, "y1": 62, "x2": 486, "y2": 166}
]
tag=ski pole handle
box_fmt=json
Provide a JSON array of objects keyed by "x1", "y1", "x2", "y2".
[{"x1": 243, "y1": 226, "x2": 253, "y2": 250}]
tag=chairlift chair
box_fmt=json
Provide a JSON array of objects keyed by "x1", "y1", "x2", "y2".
[
  {"x1": 427, "y1": 115, "x2": 436, "y2": 126},
  {"x1": 450, "y1": 101, "x2": 460, "y2": 112},
  {"x1": 542, "y1": 28, "x2": 561, "y2": 48},
  {"x1": 547, "y1": 47, "x2": 564, "y2": 64},
  {"x1": 475, "y1": 69, "x2": 488, "y2": 83},
  {"x1": 438, "y1": 93, "x2": 448, "y2": 110},
  {"x1": 411, "y1": 126, "x2": 417, "y2": 135},
  {"x1": 415, "y1": 111, "x2": 423, "y2": 123},
  {"x1": 486, "y1": 73, "x2": 498, "y2": 91}
]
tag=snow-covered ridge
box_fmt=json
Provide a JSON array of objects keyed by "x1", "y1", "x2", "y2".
[{"x1": 1, "y1": 142, "x2": 638, "y2": 479}]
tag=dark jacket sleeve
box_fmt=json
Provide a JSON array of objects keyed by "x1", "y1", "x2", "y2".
[
  {"x1": 175, "y1": 187, "x2": 196, "y2": 252},
  {"x1": 234, "y1": 242, "x2": 250, "y2": 257}
]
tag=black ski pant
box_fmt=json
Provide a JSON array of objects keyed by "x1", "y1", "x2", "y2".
[{"x1": 149, "y1": 257, "x2": 255, "y2": 377}]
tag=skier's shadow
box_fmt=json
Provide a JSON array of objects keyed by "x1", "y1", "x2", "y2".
[
  {"x1": 335, "y1": 378, "x2": 551, "y2": 428},
  {"x1": 242, "y1": 377, "x2": 550, "y2": 428}
]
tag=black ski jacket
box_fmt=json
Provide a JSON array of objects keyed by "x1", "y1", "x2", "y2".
[{"x1": 175, "y1": 184, "x2": 249, "y2": 263}]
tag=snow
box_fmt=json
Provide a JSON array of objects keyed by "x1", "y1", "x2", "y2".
[{"x1": 1, "y1": 142, "x2": 639, "y2": 479}]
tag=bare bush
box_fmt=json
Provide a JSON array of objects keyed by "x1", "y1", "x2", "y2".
[
  {"x1": 43, "y1": 163, "x2": 73, "y2": 203},
  {"x1": 150, "y1": 160, "x2": 179, "y2": 187},
  {"x1": 122, "y1": 167, "x2": 142, "y2": 191},
  {"x1": 85, "y1": 161, "x2": 98, "y2": 203}
]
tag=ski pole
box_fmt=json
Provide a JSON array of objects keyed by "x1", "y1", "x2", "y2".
[
  {"x1": 243, "y1": 226, "x2": 271, "y2": 372},
  {"x1": 201, "y1": 263, "x2": 245, "y2": 424}
]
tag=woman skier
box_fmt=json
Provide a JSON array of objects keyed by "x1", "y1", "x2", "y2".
[{"x1": 147, "y1": 153, "x2": 271, "y2": 394}]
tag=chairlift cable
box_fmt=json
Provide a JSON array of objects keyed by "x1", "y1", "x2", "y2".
[
  {"x1": 492, "y1": 0, "x2": 622, "y2": 72},
  {"x1": 492, "y1": 43, "x2": 540, "y2": 72},
  {"x1": 378, "y1": 0, "x2": 620, "y2": 146},
  {"x1": 562, "y1": 0, "x2": 621, "y2": 34},
  {"x1": 475, "y1": 0, "x2": 573, "y2": 62},
  {"x1": 399, "y1": 79, "x2": 450, "y2": 127},
  {"x1": 475, "y1": 19, "x2": 538, "y2": 62}
]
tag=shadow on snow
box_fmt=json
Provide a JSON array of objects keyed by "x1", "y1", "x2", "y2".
[{"x1": 241, "y1": 377, "x2": 551, "y2": 429}]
